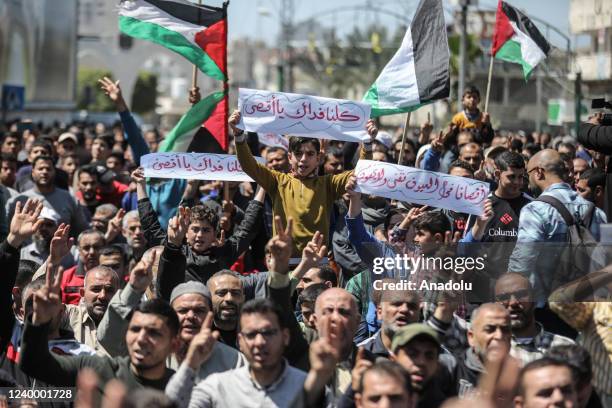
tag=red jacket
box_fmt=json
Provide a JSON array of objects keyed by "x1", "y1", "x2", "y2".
[
  {"x1": 60, "y1": 264, "x2": 85, "y2": 305},
  {"x1": 75, "y1": 181, "x2": 129, "y2": 209}
]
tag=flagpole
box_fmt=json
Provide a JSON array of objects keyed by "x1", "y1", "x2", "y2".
[
  {"x1": 192, "y1": 66, "x2": 198, "y2": 89},
  {"x1": 484, "y1": 54, "x2": 494, "y2": 113},
  {"x1": 397, "y1": 112, "x2": 412, "y2": 165},
  {"x1": 191, "y1": 0, "x2": 203, "y2": 90}
]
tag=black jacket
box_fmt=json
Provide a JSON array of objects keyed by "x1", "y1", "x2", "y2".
[
  {"x1": 455, "y1": 348, "x2": 484, "y2": 398},
  {"x1": 155, "y1": 198, "x2": 263, "y2": 300},
  {"x1": 578, "y1": 122, "x2": 612, "y2": 220}
]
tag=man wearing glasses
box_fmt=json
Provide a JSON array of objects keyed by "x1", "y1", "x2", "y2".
[
  {"x1": 508, "y1": 149, "x2": 606, "y2": 336},
  {"x1": 494, "y1": 273, "x2": 573, "y2": 366},
  {"x1": 167, "y1": 298, "x2": 309, "y2": 407}
]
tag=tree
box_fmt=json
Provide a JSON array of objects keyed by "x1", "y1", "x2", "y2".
[
  {"x1": 131, "y1": 71, "x2": 158, "y2": 114},
  {"x1": 447, "y1": 33, "x2": 483, "y2": 76},
  {"x1": 77, "y1": 68, "x2": 115, "y2": 111},
  {"x1": 292, "y1": 24, "x2": 405, "y2": 99}
]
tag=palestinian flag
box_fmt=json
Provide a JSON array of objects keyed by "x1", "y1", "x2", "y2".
[
  {"x1": 491, "y1": 1, "x2": 551, "y2": 80},
  {"x1": 158, "y1": 90, "x2": 225, "y2": 153},
  {"x1": 363, "y1": 0, "x2": 449, "y2": 117},
  {"x1": 120, "y1": 0, "x2": 229, "y2": 152},
  {"x1": 119, "y1": 0, "x2": 227, "y2": 81}
]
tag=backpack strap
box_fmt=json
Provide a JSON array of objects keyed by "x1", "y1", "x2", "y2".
[
  {"x1": 535, "y1": 195, "x2": 575, "y2": 226},
  {"x1": 582, "y1": 203, "x2": 596, "y2": 228}
]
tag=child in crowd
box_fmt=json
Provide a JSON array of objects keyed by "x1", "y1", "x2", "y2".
[
  {"x1": 451, "y1": 85, "x2": 494, "y2": 144},
  {"x1": 229, "y1": 110, "x2": 378, "y2": 257}
]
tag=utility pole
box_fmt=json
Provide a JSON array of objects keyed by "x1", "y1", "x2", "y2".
[
  {"x1": 458, "y1": 0, "x2": 469, "y2": 109},
  {"x1": 279, "y1": 0, "x2": 295, "y2": 92},
  {"x1": 574, "y1": 71, "x2": 582, "y2": 137}
]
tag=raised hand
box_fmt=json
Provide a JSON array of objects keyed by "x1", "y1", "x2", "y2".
[
  {"x1": 76, "y1": 369, "x2": 126, "y2": 408},
  {"x1": 345, "y1": 175, "x2": 363, "y2": 218},
  {"x1": 131, "y1": 167, "x2": 146, "y2": 185},
  {"x1": 105, "y1": 208, "x2": 126, "y2": 243},
  {"x1": 365, "y1": 119, "x2": 378, "y2": 142},
  {"x1": 309, "y1": 335, "x2": 340, "y2": 376},
  {"x1": 32, "y1": 262, "x2": 64, "y2": 325},
  {"x1": 7, "y1": 199, "x2": 44, "y2": 248},
  {"x1": 167, "y1": 206, "x2": 191, "y2": 247},
  {"x1": 219, "y1": 200, "x2": 235, "y2": 233},
  {"x1": 219, "y1": 215, "x2": 231, "y2": 233},
  {"x1": 189, "y1": 86, "x2": 201, "y2": 105},
  {"x1": 482, "y1": 111, "x2": 490, "y2": 124},
  {"x1": 442, "y1": 123, "x2": 458, "y2": 143},
  {"x1": 49, "y1": 223, "x2": 74, "y2": 264},
  {"x1": 304, "y1": 334, "x2": 341, "y2": 405},
  {"x1": 443, "y1": 230, "x2": 462, "y2": 245},
  {"x1": 301, "y1": 231, "x2": 327, "y2": 270},
  {"x1": 98, "y1": 77, "x2": 127, "y2": 112},
  {"x1": 398, "y1": 205, "x2": 429, "y2": 231},
  {"x1": 228, "y1": 110, "x2": 243, "y2": 135},
  {"x1": 474, "y1": 160, "x2": 487, "y2": 181},
  {"x1": 345, "y1": 175, "x2": 360, "y2": 201},
  {"x1": 211, "y1": 229, "x2": 226, "y2": 249},
  {"x1": 351, "y1": 347, "x2": 373, "y2": 392},
  {"x1": 472, "y1": 199, "x2": 493, "y2": 241},
  {"x1": 240, "y1": 181, "x2": 255, "y2": 197},
  {"x1": 420, "y1": 117, "x2": 433, "y2": 142},
  {"x1": 254, "y1": 185, "x2": 266, "y2": 202},
  {"x1": 185, "y1": 312, "x2": 220, "y2": 370},
  {"x1": 129, "y1": 249, "x2": 157, "y2": 292},
  {"x1": 266, "y1": 216, "x2": 293, "y2": 274},
  {"x1": 431, "y1": 131, "x2": 444, "y2": 152}
]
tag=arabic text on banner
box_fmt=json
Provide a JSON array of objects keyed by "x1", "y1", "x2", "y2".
[
  {"x1": 354, "y1": 160, "x2": 490, "y2": 216},
  {"x1": 237, "y1": 88, "x2": 371, "y2": 143},
  {"x1": 141, "y1": 153, "x2": 264, "y2": 182}
]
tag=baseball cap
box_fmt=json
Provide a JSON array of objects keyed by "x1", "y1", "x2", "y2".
[
  {"x1": 58, "y1": 132, "x2": 78, "y2": 145},
  {"x1": 391, "y1": 323, "x2": 440, "y2": 353},
  {"x1": 95, "y1": 165, "x2": 116, "y2": 185}
]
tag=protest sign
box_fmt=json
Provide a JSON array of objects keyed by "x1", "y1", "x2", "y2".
[
  {"x1": 354, "y1": 160, "x2": 490, "y2": 215},
  {"x1": 237, "y1": 88, "x2": 371, "y2": 143},
  {"x1": 258, "y1": 132, "x2": 289, "y2": 150},
  {"x1": 141, "y1": 153, "x2": 264, "y2": 182}
]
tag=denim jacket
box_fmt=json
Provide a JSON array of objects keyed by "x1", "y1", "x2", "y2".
[{"x1": 508, "y1": 182, "x2": 607, "y2": 301}]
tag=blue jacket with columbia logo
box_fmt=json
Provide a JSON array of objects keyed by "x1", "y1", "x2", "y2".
[{"x1": 508, "y1": 182, "x2": 607, "y2": 301}]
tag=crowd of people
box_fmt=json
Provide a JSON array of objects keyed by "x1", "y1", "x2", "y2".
[{"x1": 0, "y1": 79, "x2": 611, "y2": 408}]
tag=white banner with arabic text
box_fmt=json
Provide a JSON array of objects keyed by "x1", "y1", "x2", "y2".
[
  {"x1": 355, "y1": 160, "x2": 490, "y2": 216},
  {"x1": 238, "y1": 88, "x2": 371, "y2": 143},
  {"x1": 141, "y1": 153, "x2": 264, "y2": 182}
]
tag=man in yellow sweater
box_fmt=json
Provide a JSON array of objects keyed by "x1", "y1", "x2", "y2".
[
  {"x1": 229, "y1": 110, "x2": 377, "y2": 256},
  {"x1": 451, "y1": 85, "x2": 494, "y2": 144}
]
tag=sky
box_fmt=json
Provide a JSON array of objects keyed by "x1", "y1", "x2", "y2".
[{"x1": 200, "y1": 0, "x2": 573, "y2": 49}]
